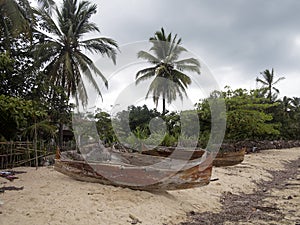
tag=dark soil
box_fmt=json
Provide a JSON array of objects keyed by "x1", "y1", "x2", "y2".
[{"x1": 177, "y1": 157, "x2": 300, "y2": 225}]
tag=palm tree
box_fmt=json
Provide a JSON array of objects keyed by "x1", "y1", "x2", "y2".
[
  {"x1": 256, "y1": 68, "x2": 285, "y2": 102},
  {"x1": 33, "y1": 0, "x2": 118, "y2": 148},
  {"x1": 136, "y1": 28, "x2": 200, "y2": 115},
  {"x1": 33, "y1": 0, "x2": 118, "y2": 106}
]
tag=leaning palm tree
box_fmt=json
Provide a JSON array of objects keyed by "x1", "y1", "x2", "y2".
[
  {"x1": 33, "y1": 0, "x2": 118, "y2": 106},
  {"x1": 256, "y1": 68, "x2": 285, "y2": 102},
  {"x1": 136, "y1": 28, "x2": 200, "y2": 115}
]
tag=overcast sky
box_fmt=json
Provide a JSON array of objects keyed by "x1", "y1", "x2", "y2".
[
  {"x1": 48, "y1": 0, "x2": 300, "y2": 111},
  {"x1": 89, "y1": 0, "x2": 300, "y2": 99}
]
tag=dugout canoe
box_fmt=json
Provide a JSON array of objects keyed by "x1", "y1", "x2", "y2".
[
  {"x1": 141, "y1": 147, "x2": 246, "y2": 167},
  {"x1": 213, "y1": 148, "x2": 246, "y2": 167},
  {"x1": 54, "y1": 150, "x2": 213, "y2": 191}
]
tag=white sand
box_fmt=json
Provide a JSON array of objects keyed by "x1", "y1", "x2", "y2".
[{"x1": 0, "y1": 148, "x2": 299, "y2": 225}]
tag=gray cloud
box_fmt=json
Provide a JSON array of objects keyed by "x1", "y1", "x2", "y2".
[{"x1": 92, "y1": 0, "x2": 300, "y2": 100}]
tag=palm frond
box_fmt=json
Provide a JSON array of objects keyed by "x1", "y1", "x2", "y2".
[
  {"x1": 171, "y1": 69, "x2": 192, "y2": 88},
  {"x1": 175, "y1": 58, "x2": 200, "y2": 67},
  {"x1": 35, "y1": 7, "x2": 62, "y2": 37},
  {"x1": 256, "y1": 77, "x2": 268, "y2": 86},
  {"x1": 74, "y1": 51, "x2": 108, "y2": 88},
  {"x1": 272, "y1": 77, "x2": 285, "y2": 85},
  {"x1": 22, "y1": 120, "x2": 56, "y2": 139},
  {"x1": 136, "y1": 68, "x2": 156, "y2": 82},
  {"x1": 72, "y1": 52, "x2": 102, "y2": 99},
  {"x1": 81, "y1": 37, "x2": 118, "y2": 64},
  {"x1": 37, "y1": 0, "x2": 55, "y2": 14},
  {"x1": 272, "y1": 87, "x2": 280, "y2": 94},
  {"x1": 76, "y1": 76, "x2": 88, "y2": 106},
  {"x1": 176, "y1": 64, "x2": 200, "y2": 74},
  {"x1": 137, "y1": 51, "x2": 160, "y2": 64}
]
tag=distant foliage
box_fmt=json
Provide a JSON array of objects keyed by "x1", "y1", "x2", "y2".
[
  {"x1": 223, "y1": 87, "x2": 280, "y2": 140},
  {"x1": 0, "y1": 95, "x2": 47, "y2": 140}
]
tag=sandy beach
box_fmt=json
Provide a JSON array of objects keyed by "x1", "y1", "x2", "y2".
[{"x1": 0, "y1": 148, "x2": 299, "y2": 225}]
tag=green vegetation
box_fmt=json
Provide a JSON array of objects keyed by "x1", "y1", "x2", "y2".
[
  {"x1": 0, "y1": 0, "x2": 117, "y2": 148},
  {"x1": 0, "y1": 1, "x2": 299, "y2": 151},
  {"x1": 0, "y1": 95, "x2": 47, "y2": 140}
]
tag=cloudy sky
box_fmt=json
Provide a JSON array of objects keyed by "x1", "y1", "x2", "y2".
[
  {"x1": 94, "y1": 0, "x2": 299, "y2": 92},
  {"x1": 52, "y1": 0, "x2": 300, "y2": 111}
]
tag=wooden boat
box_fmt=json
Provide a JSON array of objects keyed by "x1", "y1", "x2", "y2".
[
  {"x1": 213, "y1": 148, "x2": 246, "y2": 167},
  {"x1": 54, "y1": 149, "x2": 213, "y2": 191},
  {"x1": 141, "y1": 147, "x2": 246, "y2": 167}
]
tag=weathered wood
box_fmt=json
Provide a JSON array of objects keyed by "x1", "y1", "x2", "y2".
[
  {"x1": 142, "y1": 147, "x2": 246, "y2": 167},
  {"x1": 213, "y1": 148, "x2": 246, "y2": 167},
  {"x1": 54, "y1": 145, "x2": 246, "y2": 190},
  {"x1": 0, "y1": 141, "x2": 56, "y2": 169},
  {"x1": 54, "y1": 150, "x2": 213, "y2": 191}
]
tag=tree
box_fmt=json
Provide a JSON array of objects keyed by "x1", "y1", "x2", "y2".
[
  {"x1": 33, "y1": 0, "x2": 118, "y2": 106},
  {"x1": 0, "y1": 34, "x2": 37, "y2": 97},
  {"x1": 0, "y1": 95, "x2": 47, "y2": 140},
  {"x1": 224, "y1": 88, "x2": 280, "y2": 140},
  {"x1": 95, "y1": 109, "x2": 116, "y2": 145},
  {"x1": 256, "y1": 68, "x2": 285, "y2": 102},
  {"x1": 0, "y1": 0, "x2": 32, "y2": 49},
  {"x1": 136, "y1": 28, "x2": 200, "y2": 115},
  {"x1": 271, "y1": 96, "x2": 294, "y2": 139},
  {"x1": 32, "y1": 0, "x2": 118, "y2": 147},
  {"x1": 290, "y1": 97, "x2": 300, "y2": 111},
  {"x1": 0, "y1": 0, "x2": 54, "y2": 49},
  {"x1": 0, "y1": 0, "x2": 57, "y2": 98},
  {"x1": 290, "y1": 97, "x2": 300, "y2": 139},
  {"x1": 195, "y1": 87, "x2": 281, "y2": 142}
]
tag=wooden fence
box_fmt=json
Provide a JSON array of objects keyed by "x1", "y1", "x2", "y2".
[{"x1": 0, "y1": 141, "x2": 75, "y2": 169}]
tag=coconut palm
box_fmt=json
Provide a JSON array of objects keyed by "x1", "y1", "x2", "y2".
[
  {"x1": 136, "y1": 28, "x2": 200, "y2": 115},
  {"x1": 33, "y1": 0, "x2": 118, "y2": 106},
  {"x1": 256, "y1": 68, "x2": 285, "y2": 102}
]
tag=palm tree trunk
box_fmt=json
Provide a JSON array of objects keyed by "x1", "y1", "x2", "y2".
[
  {"x1": 162, "y1": 96, "x2": 166, "y2": 115},
  {"x1": 58, "y1": 122, "x2": 63, "y2": 149}
]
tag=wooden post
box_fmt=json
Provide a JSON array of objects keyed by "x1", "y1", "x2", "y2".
[
  {"x1": 10, "y1": 141, "x2": 13, "y2": 168},
  {"x1": 34, "y1": 119, "x2": 38, "y2": 170},
  {"x1": 27, "y1": 140, "x2": 30, "y2": 167}
]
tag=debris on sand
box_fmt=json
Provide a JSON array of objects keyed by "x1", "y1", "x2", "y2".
[
  {"x1": 178, "y1": 157, "x2": 300, "y2": 225},
  {"x1": 0, "y1": 170, "x2": 26, "y2": 181}
]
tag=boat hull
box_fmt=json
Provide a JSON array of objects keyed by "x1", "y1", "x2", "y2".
[
  {"x1": 54, "y1": 158, "x2": 212, "y2": 191},
  {"x1": 142, "y1": 147, "x2": 246, "y2": 167},
  {"x1": 213, "y1": 148, "x2": 246, "y2": 167}
]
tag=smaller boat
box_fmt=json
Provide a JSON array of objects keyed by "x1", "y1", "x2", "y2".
[
  {"x1": 141, "y1": 147, "x2": 246, "y2": 167},
  {"x1": 213, "y1": 148, "x2": 246, "y2": 167}
]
